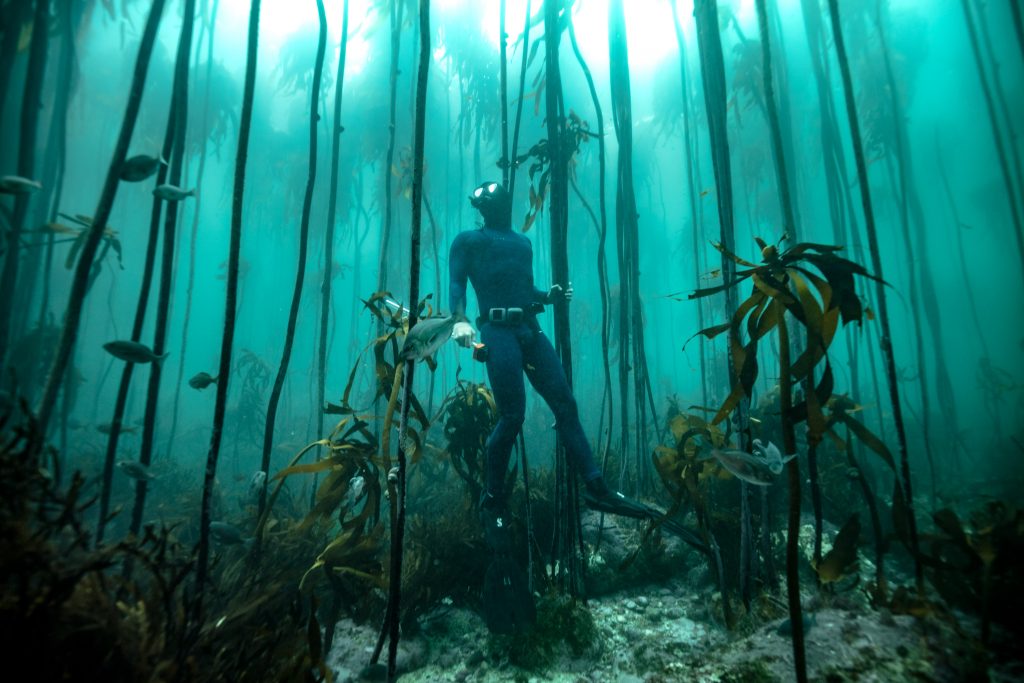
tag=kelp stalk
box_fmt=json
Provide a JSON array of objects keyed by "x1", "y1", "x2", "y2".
[
  {"x1": 129, "y1": 0, "x2": 196, "y2": 541},
  {"x1": 0, "y1": 0, "x2": 50, "y2": 373},
  {"x1": 827, "y1": 0, "x2": 921, "y2": 587},
  {"x1": 318, "y1": 0, "x2": 350, "y2": 465},
  {"x1": 507, "y1": 0, "x2": 532, "y2": 202},
  {"x1": 97, "y1": 57, "x2": 181, "y2": 544},
  {"x1": 959, "y1": 0, "x2": 1024, "y2": 284},
  {"x1": 258, "y1": 0, "x2": 327, "y2": 518},
  {"x1": 386, "y1": 2, "x2": 428, "y2": 679},
  {"x1": 35, "y1": 0, "x2": 167, "y2": 433},
  {"x1": 196, "y1": 0, "x2": 260, "y2": 604},
  {"x1": 567, "y1": 14, "x2": 613, "y2": 481},
  {"x1": 778, "y1": 314, "x2": 808, "y2": 683}
]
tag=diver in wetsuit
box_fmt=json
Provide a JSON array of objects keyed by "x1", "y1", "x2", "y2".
[
  {"x1": 448, "y1": 181, "x2": 620, "y2": 513},
  {"x1": 450, "y1": 181, "x2": 705, "y2": 634}
]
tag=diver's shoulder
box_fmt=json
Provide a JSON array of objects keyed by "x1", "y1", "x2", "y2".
[{"x1": 451, "y1": 229, "x2": 483, "y2": 248}]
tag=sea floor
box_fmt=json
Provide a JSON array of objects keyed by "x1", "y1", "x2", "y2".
[
  {"x1": 325, "y1": 584, "x2": 1021, "y2": 682},
  {"x1": 323, "y1": 508, "x2": 1022, "y2": 683}
]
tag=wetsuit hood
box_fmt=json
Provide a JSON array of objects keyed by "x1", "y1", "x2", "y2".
[{"x1": 470, "y1": 181, "x2": 511, "y2": 228}]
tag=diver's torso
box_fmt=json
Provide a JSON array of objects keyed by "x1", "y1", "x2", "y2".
[{"x1": 466, "y1": 226, "x2": 537, "y2": 313}]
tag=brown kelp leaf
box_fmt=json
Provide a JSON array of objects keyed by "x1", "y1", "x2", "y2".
[
  {"x1": 815, "y1": 513, "x2": 861, "y2": 583},
  {"x1": 838, "y1": 413, "x2": 897, "y2": 472}
]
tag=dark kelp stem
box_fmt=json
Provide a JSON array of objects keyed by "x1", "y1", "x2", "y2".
[
  {"x1": 499, "y1": 0, "x2": 509, "y2": 187},
  {"x1": 196, "y1": 0, "x2": 261, "y2": 609},
  {"x1": 168, "y1": 0, "x2": 222, "y2": 450},
  {"x1": 97, "y1": 70, "x2": 180, "y2": 545},
  {"x1": 317, "y1": 0, "x2": 350, "y2": 493},
  {"x1": 0, "y1": 3, "x2": 33, "y2": 126},
  {"x1": 1011, "y1": 0, "x2": 1024, "y2": 64},
  {"x1": 545, "y1": 0, "x2": 581, "y2": 594},
  {"x1": 507, "y1": 0, "x2": 532, "y2": 202},
  {"x1": 0, "y1": 0, "x2": 50, "y2": 374},
  {"x1": 826, "y1": 0, "x2": 922, "y2": 588},
  {"x1": 258, "y1": 0, "x2": 326, "y2": 518},
  {"x1": 375, "y1": 0, "x2": 403, "y2": 299},
  {"x1": 35, "y1": 0, "x2": 167, "y2": 433},
  {"x1": 959, "y1": 0, "x2": 1024, "y2": 286},
  {"x1": 566, "y1": 15, "x2": 613, "y2": 475},
  {"x1": 378, "y1": 4, "x2": 428, "y2": 680},
  {"x1": 777, "y1": 314, "x2": 808, "y2": 683},
  {"x1": 669, "y1": 0, "x2": 709, "y2": 412},
  {"x1": 129, "y1": 0, "x2": 196, "y2": 542}
]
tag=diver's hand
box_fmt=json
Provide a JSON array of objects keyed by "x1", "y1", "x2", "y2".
[
  {"x1": 451, "y1": 321, "x2": 477, "y2": 347},
  {"x1": 548, "y1": 282, "x2": 574, "y2": 303}
]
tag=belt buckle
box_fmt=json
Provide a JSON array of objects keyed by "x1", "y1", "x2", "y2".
[
  {"x1": 507, "y1": 307, "x2": 524, "y2": 324},
  {"x1": 489, "y1": 307, "x2": 505, "y2": 323}
]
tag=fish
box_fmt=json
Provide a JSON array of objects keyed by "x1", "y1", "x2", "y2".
[
  {"x1": 97, "y1": 422, "x2": 138, "y2": 435},
  {"x1": 399, "y1": 316, "x2": 457, "y2": 362},
  {"x1": 209, "y1": 521, "x2": 249, "y2": 545},
  {"x1": 188, "y1": 371, "x2": 218, "y2": 390},
  {"x1": 119, "y1": 154, "x2": 166, "y2": 182},
  {"x1": 776, "y1": 613, "x2": 817, "y2": 637},
  {"x1": 117, "y1": 460, "x2": 154, "y2": 480},
  {"x1": 153, "y1": 183, "x2": 195, "y2": 201},
  {"x1": 103, "y1": 340, "x2": 169, "y2": 365},
  {"x1": 699, "y1": 447, "x2": 777, "y2": 486},
  {"x1": 249, "y1": 470, "x2": 267, "y2": 498},
  {"x1": 344, "y1": 475, "x2": 367, "y2": 508},
  {"x1": 752, "y1": 438, "x2": 794, "y2": 475},
  {"x1": 0, "y1": 175, "x2": 42, "y2": 194}
]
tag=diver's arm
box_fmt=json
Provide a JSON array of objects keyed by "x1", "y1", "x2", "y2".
[{"x1": 449, "y1": 233, "x2": 477, "y2": 347}]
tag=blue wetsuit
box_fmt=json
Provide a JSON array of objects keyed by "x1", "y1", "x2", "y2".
[{"x1": 449, "y1": 224, "x2": 601, "y2": 501}]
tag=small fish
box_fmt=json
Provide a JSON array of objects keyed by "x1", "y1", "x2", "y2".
[
  {"x1": 188, "y1": 371, "x2": 218, "y2": 390},
  {"x1": 97, "y1": 422, "x2": 138, "y2": 435},
  {"x1": 345, "y1": 475, "x2": 367, "y2": 508},
  {"x1": 249, "y1": 470, "x2": 267, "y2": 498},
  {"x1": 209, "y1": 521, "x2": 249, "y2": 545},
  {"x1": 117, "y1": 460, "x2": 154, "y2": 480},
  {"x1": 103, "y1": 340, "x2": 169, "y2": 365},
  {"x1": 0, "y1": 175, "x2": 42, "y2": 194},
  {"x1": 153, "y1": 183, "x2": 195, "y2": 201},
  {"x1": 119, "y1": 154, "x2": 167, "y2": 182},
  {"x1": 752, "y1": 438, "x2": 794, "y2": 475},
  {"x1": 36, "y1": 222, "x2": 79, "y2": 235},
  {"x1": 700, "y1": 447, "x2": 776, "y2": 486},
  {"x1": 399, "y1": 316, "x2": 457, "y2": 362},
  {"x1": 776, "y1": 613, "x2": 816, "y2": 637}
]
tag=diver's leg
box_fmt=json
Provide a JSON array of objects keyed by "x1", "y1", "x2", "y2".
[
  {"x1": 481, "y1": 324, "x2": 526, "y2": 506},
  {"x1": 521, "y1": 328, "x2": 601, "y2": 484}
]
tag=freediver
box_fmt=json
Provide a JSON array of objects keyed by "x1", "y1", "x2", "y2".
[{"x1": 449, "y1": 180, "x2": 677, "y2": 634}]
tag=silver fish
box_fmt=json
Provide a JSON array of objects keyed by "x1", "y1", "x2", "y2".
[
  {"x1": 701, "y1": 447, "x2": 775, "y2": 486},
  {"x1": 103, "y1": 340, "x2": 169, "y2": 365},
  {"x1": 153, "y1": 183, "x2": 195, "y2": 201},
  {"x1": 0, "y1": 175, "x2": 42, "y2": 194},
  {"x1": 249, "y1": 470, "x2": 267, "y2": 498},
  {"x1": 97, "y1": 422, "x2": 138, "y2": 435},
  {"x1": 752, "y1": 438, "x2": 795, "y2": 475},
  {"x1": 117, "y1": 460, "x2": 154, "y2": 481},
  {"x1": 209, "y1": 521, "x2": 248, "y2": 545},
  {"x1": 344, "y1": 475, "x2": 367, "y2": 508},
  {"x1": 119, "y1": 154, "x2": 166, "y2": 182},
  {"x1": 399, "y1": 316, "x2": 457, "y2": 361},
  {"x1": 188, "y1": 371, "x2": 218, "y2": 390}
]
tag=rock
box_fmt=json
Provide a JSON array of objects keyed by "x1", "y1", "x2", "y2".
[{"x1": 625, "y1": 599, "x2": 639, "y2": 611}]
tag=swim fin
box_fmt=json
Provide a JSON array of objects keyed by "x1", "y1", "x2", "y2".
[
  {"x1": 482, "y1": 553, "x2": 536, "y2": 634},
  {"x1": 583, "y1": 488, "x2": 709, "y2": 556}
]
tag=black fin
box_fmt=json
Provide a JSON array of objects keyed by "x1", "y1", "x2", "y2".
[
  {"x1": 482, "y1": 554, "x2": 535, "y2": 634},
  {"x1": 583, "y1": 490, "x2": 710, "y2": 556}
]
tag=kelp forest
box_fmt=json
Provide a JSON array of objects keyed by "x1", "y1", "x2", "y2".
[{"x1": 1, "y1": 0, "x2": 1022, "y2": 681}]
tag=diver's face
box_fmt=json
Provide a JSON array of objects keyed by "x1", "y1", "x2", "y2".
[{"x1": 470, "y1": 182, "x2": 510, "y2": 225}]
